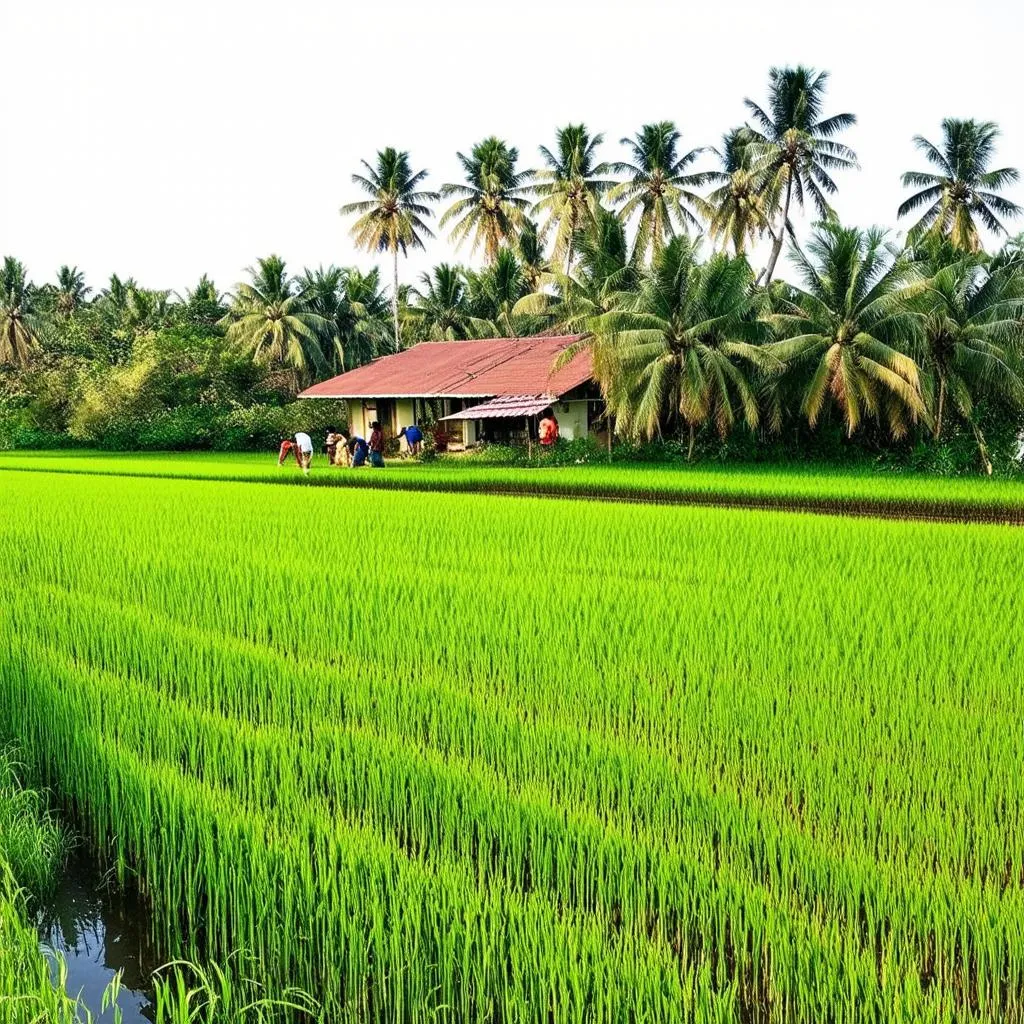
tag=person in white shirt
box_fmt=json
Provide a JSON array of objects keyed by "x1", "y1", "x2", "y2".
[{"x1": 293, "y1": 431, "x2": 314, "y2": 473}]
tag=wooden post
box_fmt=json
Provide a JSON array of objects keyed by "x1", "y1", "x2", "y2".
[
  {"x1": 526, "y1": 416, "x2": 532, "y2": 460},
  {"x1": 607, "y1": 414, "x2": 612, "y2": 460}
]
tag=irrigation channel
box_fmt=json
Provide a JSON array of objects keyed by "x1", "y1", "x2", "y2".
[{"x1": 35, "y1": 849, "x2": 159, "y2": 1022}]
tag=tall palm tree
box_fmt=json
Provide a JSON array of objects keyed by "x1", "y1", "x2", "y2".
[
  {"x1": 706, "y1": 130, "x2": 776, "y2": 256},
  {"x1": 0, "y1": 257, "x2": 40, "y2": 367},
  {"x1": 465, "y1": 248, "x2": 542, "y2": 338},
  {"x1": 764, "y1": 222, "x2": 924, "y2": 438},
  {"x1": 898, "y1": 242, "x2": 1024, "y2": 472},
  {"x1": 898, "y1": 120, "x2": 1021, "y2": 253},
  {"x1": 514, "y1": 208, "x2": 635, "y2": 332},
  {"x1": 54, "y1": 265, "x2": 91, "y2": 317},
  {"x1": 579, "y1": 236, "x2": 776, "y2": 456},
  {"x1": 338, "y1": 267, "x2": 392, "y2": 369},
  {"x1": 341, "y1": 148, "x2": 439, "y2": 349},
  {"x1": 439, "y1": 138, "x2": 531, "y2": 263},
  {"x1": 608, "y1": 121, "x2": 713, "y2": 263},
  {"x1": 744, "y1": 66, "x2": 858, "y2": 284},
  {"x1": 529, "y1": 124, "x2": 614, "y2": 275},
  {"x1": 221, "y1": 255, "x2": 330, "y2": 380},
  {"x1": 409, "y1": 264, "x2": 471, "y2": 340},
  {"x1": 514, "y1": 218, "x2": 550, "y2": 292},
  {"x1": 296, "y1": 265, "x2": 348, "y2": 370}
]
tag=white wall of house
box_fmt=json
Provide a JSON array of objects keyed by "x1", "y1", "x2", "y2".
[{"x1": 554, "y1": 400, "x2": 589, "y2": 440}]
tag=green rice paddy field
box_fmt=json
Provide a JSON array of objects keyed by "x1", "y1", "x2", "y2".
[
  {"x1": 2, "y1": 449, "x2": 1024, "y2": 519},
  {"x1": 1, "y1": 459, "x2": 1023, "y2": 1022}
]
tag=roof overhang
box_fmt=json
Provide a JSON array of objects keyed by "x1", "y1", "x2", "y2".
[{"x1": 440, "y1": 395, "x2": 556, "y2": 420}]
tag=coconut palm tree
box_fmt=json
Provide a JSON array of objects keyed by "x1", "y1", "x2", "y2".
[
  {"x1": 338, "y1": 267, "x2": 392, "y2": 369},
  {"x1": 580, "y1": 236, "x2": 776, "y2": 456},
  {"x1": 221, "y1": 255, "x2": 330, "y2": 380},
  {"x1": 439, "y1": 138, "x2": 531, "y2": 263},
  {"x1": 175, "y1": 274, "x2": 227, "y2": 329},
  {"x1": 54, "y1": 265, "x2": 91, "y2": 317},
  {"x1": 296, "y1": 265, "x2": 349, "y2": 370},
  {"x1": 898, "y1": 241, "x2": 1024, "y2": 472},
  {"x1": 529, "y1": 124, "x2": 614, "y2": 275},
  {"x1": 514, "y1": 208, "x2": 635, "y2": 332},
  {"x1": 608, "y1": 122, "x2": 713, "y2": 263},
  {"x1": 898, "y1": 120, "x2": 1021, "y2": 253},
  {"x1": 514, "y1": 218, "x2": 550, "y2": 292},
  {"x1": 465, "y1": 248, "x2": 544, "y2": 338},
  {"x1": 341, "y1": 148, "x2": 439, "y2": 349},
  {"x1": 0, "y1": 257, "x2": 40, "y2": 367},
  {"x1": 744, "y1": 66, "x2": 858, "y2": 284},
  {"x1": 764, "y1": 222, "x2": 924, "y2": 438},
  {"x1": 706, "y1": 130, "x2": 776, "y2": 256},
  {"x1": 409, "y1": 264, "x2": 471, "y2": 341}
]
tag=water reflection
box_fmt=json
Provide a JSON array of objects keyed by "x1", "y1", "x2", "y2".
[{"x1": 35, "y1": 851, "x2": 157, "y2": 1023}]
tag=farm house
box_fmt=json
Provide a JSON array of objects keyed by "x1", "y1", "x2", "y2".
[{"x1": 298, "y1": 335, "x2": 604, "y2": 449}]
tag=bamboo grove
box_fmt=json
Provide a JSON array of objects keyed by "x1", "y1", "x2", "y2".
[
  {"x1": 1, "y1": 467, "x2": 1022, "y2": 1021},
  {"x1": 3, "y1": 66, "x2": 1024, "y2": 469}
]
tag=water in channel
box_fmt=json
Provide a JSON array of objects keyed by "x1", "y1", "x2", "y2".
[{"x1": 35, "y1": 849, "x2": 158, "y2": 1023}]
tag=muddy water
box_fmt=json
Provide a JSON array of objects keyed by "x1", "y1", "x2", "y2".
[{"x1": 35, "y1": 850, "x2": 158, "y2": 1023}]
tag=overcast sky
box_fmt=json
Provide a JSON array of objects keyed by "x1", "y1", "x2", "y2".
[{"x1": 3, "y1": 0, "x2": 1022, "y2": 295}]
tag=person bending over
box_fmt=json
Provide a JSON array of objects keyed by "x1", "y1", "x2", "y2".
[{"x1": 397, "y1": 423, "x2": 423, "y2": 456}]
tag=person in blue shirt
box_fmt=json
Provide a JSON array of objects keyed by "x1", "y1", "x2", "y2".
[
  {"x1": 348, "y1": 435, "x2": 369, "y2": 467},
  {"x1": 398, "y1": 423, "x2": 423, "y2": 456}
]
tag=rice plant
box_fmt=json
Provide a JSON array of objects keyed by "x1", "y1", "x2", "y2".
[{"x1": 1, "y1": 467, "x2": 1022, "y2": 1021}]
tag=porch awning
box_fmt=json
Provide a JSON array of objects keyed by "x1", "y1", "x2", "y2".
[{"x1": 439, "y1": 395, "x2": 556, "y2": 421}]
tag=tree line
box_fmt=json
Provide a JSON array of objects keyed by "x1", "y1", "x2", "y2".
[{"x1": 2, "y1": 65, "x2": 1023, "y2": 469}]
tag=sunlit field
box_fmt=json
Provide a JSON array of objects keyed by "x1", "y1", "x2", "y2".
[
  {"x1": 1, "y1": 466, "x2": 1023, "y2": 1022},
  {"x1": 2, "y1": 450, "x2": 1023, "y2": 518}
]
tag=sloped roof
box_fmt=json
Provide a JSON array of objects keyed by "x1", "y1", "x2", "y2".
[
  {"x1": 439, "y1": 395, "x2": 555, "y2": 420},
  {"x1": 298, "y1": 336, "x2": 590, "y2": 400}
]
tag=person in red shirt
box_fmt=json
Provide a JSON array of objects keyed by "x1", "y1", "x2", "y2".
[
  {"x1": 368, "y1": 421, "x2": 385, "y2": 468},
  {"x1": 538, "y1": 409, "x2": 559, "y2": 447}
]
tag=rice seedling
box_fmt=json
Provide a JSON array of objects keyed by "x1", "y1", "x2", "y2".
[
  {"x1": 0, "y1": 467, "x2": 1022, "y2": 1021},
  {"x1": 1, "y1": 450, "x2": 1022, "y2": 520}
]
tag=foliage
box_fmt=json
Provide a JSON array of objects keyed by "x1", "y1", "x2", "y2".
[
  {"x1": 528, "y1": 124, "x2": 614, "y2": 274},
  {"x1": 439, "y1": 138, "x2": 531, "y2": 262},
  {"x1": 764, "y1": 222, "x2": 925, "y2": 437},
  {"x1": 743, "y1": 66, "x2": 858, "y2": 283},
  {"x1": 584, "y1": 237, "x2": 776, "y2": 449},
  {"x1": 608, "y1": 121, "x2": 713, "y2": 263},
  {"x1": 899, "y1": 119, "x2": 1021, "y2": 252},
  {"x1": 341, "y1": 148, "x2": 439, "y2": 349},
  {"x1": 221, "y1": 255, "x2": 332, "y2": 382},
  {"x1": 0, "y1": 257, "x2": 41, "y2": 367}
]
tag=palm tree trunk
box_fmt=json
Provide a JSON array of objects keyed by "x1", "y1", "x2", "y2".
[
  {"x1": 392, "y1": 247, "x2": 400, "y2": 352},
  {"x1": 934, "y1": 375, "x2": 946, "y2": 439},
  {"x1": 687, "y1": 422, "x2": 696, "y2": 462},
  {"x1": 761, "y1": 173, "x2": 793, "y2": 286},
  {"x1": 970, "y1": 421, "x2": 993, "y2": 476},
  {"x1": 564, "y1": 204, "x2": 577, "y2": 277}
]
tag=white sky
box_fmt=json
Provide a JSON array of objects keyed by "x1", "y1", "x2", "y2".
[{"x1": 3, "y1": 0, "x2": 1022, "y2": 296}]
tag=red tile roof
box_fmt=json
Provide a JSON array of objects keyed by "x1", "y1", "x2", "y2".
[{"x1": 298, "y1": 336, "x2": 591, "y2": 400}]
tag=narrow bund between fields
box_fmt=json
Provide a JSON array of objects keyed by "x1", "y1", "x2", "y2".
[{"x1": 1, "y1": 453, "x2": 1023, "y2": 525}]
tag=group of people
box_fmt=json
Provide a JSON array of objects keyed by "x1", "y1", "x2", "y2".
[
  {"x1": 278, "y1": 412, "x2": 556, "y2": 474},
  {"x1": 278, "y1": 421, "x2": 423, "y2": 473}
]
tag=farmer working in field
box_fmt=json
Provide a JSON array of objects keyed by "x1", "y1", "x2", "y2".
[
  {"x1": 348, "y1": 435, "x2": 369, "y2": 467},
  {"x1": 294, "y1": 432, "x2": 314, "y2": 472},
  {"x1": 397, "y1": 423, "x2": 423, "y2": 456}
]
